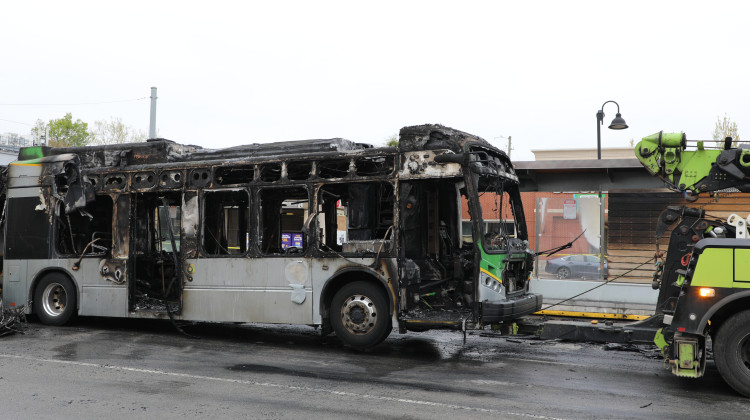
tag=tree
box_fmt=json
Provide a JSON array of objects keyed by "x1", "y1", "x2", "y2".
[
  {"x1": 90, "y1": 117, "x2": 147, "y2": 145},
  {"x1": 30, "y1": 119, "x2": 48, "y2": 145},
  {"x1": 47, "y1": 113, "x2": 90, "y2": 147},
  {"x1": 385, "y1": 134, "x2": 398, "y2": 147},
  {"x1": 713, "y1": 114, "x2": 740, "y2": 147}
]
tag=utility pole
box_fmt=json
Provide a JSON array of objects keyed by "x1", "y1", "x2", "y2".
[
  {"x1": 494, "y1": 135, "x2": 513, "y2": 158},
  {"x1": 506, "y1": 135, "x2": 512, "y2": 158},
  {"x1": 149, "y1": 87, "x2": 157, "y2": 139}
]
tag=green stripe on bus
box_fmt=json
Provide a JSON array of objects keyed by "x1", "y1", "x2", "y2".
[{"x1": 17, "y1": 146, "x2": 45, "y2": 161}]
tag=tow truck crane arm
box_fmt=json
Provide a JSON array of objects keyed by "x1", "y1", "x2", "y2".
[{"x1": 635, "y1": 131, "x2": 750, "y2": 194}]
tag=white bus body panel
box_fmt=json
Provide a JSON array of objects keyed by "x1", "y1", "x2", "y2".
[{"x1": 182, "y1": 257, "x2": 313, "y2": 324}]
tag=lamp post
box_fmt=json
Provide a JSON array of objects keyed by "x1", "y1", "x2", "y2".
[
  {"x1": 596, "y1": 100, "x2": 628, "y2": 159},
  {"x1": 596, "y1": 100, "x2": 628, "y2": 280}
]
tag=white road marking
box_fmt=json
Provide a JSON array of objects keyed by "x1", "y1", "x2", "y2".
[{"x1": 0, "y1": 352, "x2": 568, "y2": 419}]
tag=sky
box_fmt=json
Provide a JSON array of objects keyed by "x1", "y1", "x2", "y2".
[{"x1": 1, "y1": 1, "x2": 748, "y2": 161}]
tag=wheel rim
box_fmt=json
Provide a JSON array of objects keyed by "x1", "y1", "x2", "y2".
[
  {"x1": 41, "y1": 282, "x2": 67, "y2": 317},
  {"x1": 738, "y1": 332, "x2": 750, "y2": 370},
  {"x1": 340, "y1": 294, "x2": 377, "y2": 335},
  {"x1": 557, "y1": 268, "x2": 570, "y2": 279}
]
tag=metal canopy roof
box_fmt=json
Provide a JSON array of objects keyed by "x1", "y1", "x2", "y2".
[{"x1": 514, "y1": 158, "x2": 668, "y2": 192}]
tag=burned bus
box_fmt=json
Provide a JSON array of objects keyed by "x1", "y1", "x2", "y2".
[{"x1": 1, "y1": 124, "x2": 541, "y2": 348}]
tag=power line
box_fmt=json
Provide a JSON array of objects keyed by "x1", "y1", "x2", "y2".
[
  {"x1": 0, "y1": 97, "x2": 149, "y2": 106},
  {"x1": 0, "y1": 118, "x2": 33, "y2": 126}
]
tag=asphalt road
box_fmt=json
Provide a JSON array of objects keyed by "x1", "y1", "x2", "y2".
[{"x1": 1, "y1": 317, "x2": 749, "y2": 420}]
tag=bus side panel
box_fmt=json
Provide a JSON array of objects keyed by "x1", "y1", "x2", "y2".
[
  {"x1": 2, "y1": 261, "x2": 28, "y2": 310},
  {"x1": 79, "y1": 284, "x2": 128, "y2": 316},
  {"x1": 181, "y1": 258, "x2": 313, "y2": 324},
  {"x1": 75, "y1": 258, "x2": 128, "y2": 317}
]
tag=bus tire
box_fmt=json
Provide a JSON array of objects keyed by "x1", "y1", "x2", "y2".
[
  {"x1": 713, "y1": 310, "x2": 750, "y2": 397},
  {"x1": 33, "y1": 273, "x2": 78, "y2": 326},
  {"x1": 330, "y1": 281, "x2": 391, "y2": 350}
]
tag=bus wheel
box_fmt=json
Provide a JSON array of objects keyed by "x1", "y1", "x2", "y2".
[
  {"x1": 714, "y1": 310, "x2": 750, "y2": 397},
  {"x1": 33, "y1": 273, "x2": 78, "y2": 326},
  {"x1": 330, "y1": 281, "x2": 391, "y2": 349}
]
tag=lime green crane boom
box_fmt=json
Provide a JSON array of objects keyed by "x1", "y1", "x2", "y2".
[{"x1": 635, "y1": 131, "x2": 750, "y2": 194}]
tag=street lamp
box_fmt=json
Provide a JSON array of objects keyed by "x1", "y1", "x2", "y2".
[
  {"x1": 595, "y1": 100, "x2": 628, "y2": 280},
  {"x1": 596, "y1": 100, "x2": 628, "y2": 159}
]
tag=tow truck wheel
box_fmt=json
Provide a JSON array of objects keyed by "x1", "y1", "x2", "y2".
[
  {"x1": 556, "y1": 267, "x2": 571, "y2": 279},
  {"x1": 330, "y1": 281, "x2": 391, "y2": 350},
  {"x1": 714, "y1": 310, "x2": 750, "y2": 397},
  {"x1": 33, "y1": 273, "x2": 78, "y2": 326}
]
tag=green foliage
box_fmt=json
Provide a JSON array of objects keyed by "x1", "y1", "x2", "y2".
[
  {"x1": 90, "y1": 117, "x2": 146, "y2": 145},
  {"x1": 47, "y1": 113, "x2": 90, "y2": 147},
  {"x1": 385, "y1": 134, "x2": 399, "y2": 147},
  {"x1": 713, "y1": 114, "x2": 740, "y2": 146}
]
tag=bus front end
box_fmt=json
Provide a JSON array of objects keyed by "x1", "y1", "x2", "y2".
[
  {"x1": 468, "y1": 146, "x2": 541, "y2": 324},
  {"x1": 397, "y1": 125, "x2": 541, "y2": 332}
]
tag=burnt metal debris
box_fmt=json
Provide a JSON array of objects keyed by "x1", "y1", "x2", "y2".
[{"x1": 0, "y1": 302, "x2": 27, "y2": 337}]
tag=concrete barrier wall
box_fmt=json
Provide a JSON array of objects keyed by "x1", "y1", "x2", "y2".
[{"x1": 530, "y1": 278, "x2": 659, "y2": 316}]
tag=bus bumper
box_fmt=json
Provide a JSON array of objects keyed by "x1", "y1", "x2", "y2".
[{"x1": 482, "y1": 293, "x2": 542, "y2": 323}]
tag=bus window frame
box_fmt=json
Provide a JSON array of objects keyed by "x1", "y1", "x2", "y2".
[
  {"x1": 316, "y1": 181, "x2": 396, "y2": 257},
  {"x1": 53, "y1": 194, "x2": 115, "y2": 258},
  {"x1": 257, "y1": 185, "x2": 311, "y2": 257},
  {"x1": 199, "y1": 188, "x2": 251, "y2": 257},
  {"x1": 476, "y1": 179, "x2": 527, "y2": 255}
]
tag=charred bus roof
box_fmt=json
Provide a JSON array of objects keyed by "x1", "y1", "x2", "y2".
[
  {"x1": 9, "y1": 124, "x2": 516, "y2": 215},
  {"x1": 16, "y1": 124, "x2": 505, "y2": 170},
  {"x1": 398, "y1": 124, "x2": 493, "y2": 153}
]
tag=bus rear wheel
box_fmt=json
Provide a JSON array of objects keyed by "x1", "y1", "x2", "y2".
[
  {"x1": 714, "y1": 310, "x2": 750, "y2": 397},
  {"x1": 33, "y1": 273, "x2": 78, "y2": 326},
  {"x1": 330, "y1": 281, "x2": 391, "y2": 350}
]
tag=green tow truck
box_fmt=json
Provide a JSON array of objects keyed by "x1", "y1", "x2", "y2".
[{"x1": 634, "y1": 132, "x2": 750, "y2": 396}]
